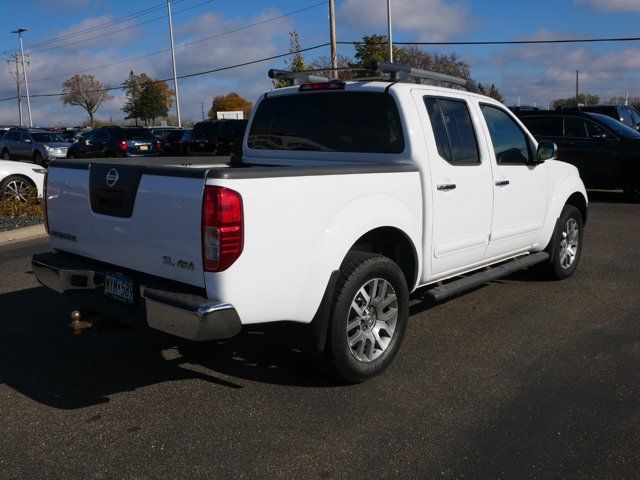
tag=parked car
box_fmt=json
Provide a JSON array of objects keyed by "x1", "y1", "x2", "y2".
[
  {"x1": 33, "y1": 64, "x2": 587, "y2": 383},
  {"x1": 162, "y1": 129, "x2": 192, "y2": 156},
  {"x1": 0, "y1": 128, "x2": 71, "y2": 166},
  {"x1": 188, "y1": 119, "x2": 248, "y2": 156},
  {"x1": 66, "y1": 126, "x2": 161, "y2": 158},
  {"x1": 0, "y1": 159, "x2": 45, "y2": 200},
  {"x1": 557, "y1": 105, "x2": 640, "y2": 131},
  {"x1": 516, "y1": 110, "x2": 640, "y2": 201}
]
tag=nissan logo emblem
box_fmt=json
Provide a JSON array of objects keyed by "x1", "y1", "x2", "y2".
[{"x1": 106, "y1": 168, "x2": 119, "y2": 188}]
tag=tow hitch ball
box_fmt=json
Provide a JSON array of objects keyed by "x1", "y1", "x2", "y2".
[{"x1": 69, "y1": 310, "x2": 93, "y2": 335}]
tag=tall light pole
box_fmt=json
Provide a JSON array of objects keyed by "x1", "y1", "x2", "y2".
[
  {"x1": 166, "y1": 0, "x2": 181, "y2": 127},
  {"x1": 12, "y1": 28, "x2": 32, "y2": 127},
  {"x1": 386, "y1": 0, "x2": 393, "y2": 63},
  {"x1": 329, "y1": 0, "x2": 338, "y2": 78}
]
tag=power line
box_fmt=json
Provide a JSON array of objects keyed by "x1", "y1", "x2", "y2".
[
  {"x1": 2, "y1": 2, "x2": 324, "y2": 88},
  {"x1": 1, "y1": 1, "x2": 182, "y2": 55},
  {"x1": 29, "y1": 0, "x2": 217, "y2": 54},
  {"x1": 0, "y1": 43, "x2": 330, "y2": 102},
  {"x1": 339, "y1": 36, "x2": 640, "y2": 46}
]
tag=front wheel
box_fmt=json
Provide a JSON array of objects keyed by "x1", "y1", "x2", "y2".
[
  {"x1": 540, "y1": 204, "x2": 584, "y2": 280},
  {"x1": 2, "y1": 149, "x2": 10, "y2": 160},
  {"x1": 33, "y1": 151, "x2": 44, "y2": 166},
  {"x1": 319, "y1": 252, "x2": 409, "y2": 383}
]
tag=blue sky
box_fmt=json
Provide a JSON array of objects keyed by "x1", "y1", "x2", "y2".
[{"x1": 1, "y1": 0, "x2": 640, "y2": 125}]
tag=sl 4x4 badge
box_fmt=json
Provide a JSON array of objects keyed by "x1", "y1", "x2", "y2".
[{"x1": 162, "y1": 256, "x2": 195, "y2": 271}]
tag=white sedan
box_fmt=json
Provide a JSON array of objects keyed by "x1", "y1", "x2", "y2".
[{"x1": 0, "y1": 160, "x2": 46, "y2": 201}]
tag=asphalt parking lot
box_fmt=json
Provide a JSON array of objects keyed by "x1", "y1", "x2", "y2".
[{"x1": 0, "y1": 191, "x2": 638, "y2": 480}]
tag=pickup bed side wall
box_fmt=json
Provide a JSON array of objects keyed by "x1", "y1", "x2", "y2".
[
  {"x1": 204, "y1": 170, "x2": 422, "y2": 325},
  {"x1": 536, "y1": 161, "x2": 588, "y2": 250}
]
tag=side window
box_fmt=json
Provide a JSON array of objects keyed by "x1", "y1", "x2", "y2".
[
  {"x1": 94, "y1": 130, "x2": 109, "y2": 142},
  {"x1": 424, "y1": 97, "x2": 480, "y2": 165},
  {"x1": 480, "y1": 104, "x2": 531, "y2": 165},
  {"x1": 564, "y1": 117, "x2": 589, "y2": 138},
  {"x1": 520, "y1": 116, "x2": 563, "y2": 137},
  {"x1": 20, "y1": 131, "x2": 32, "y2": 142},
  {"x1": 585, "y1": 120, "x2": 613, "y2": 139},
  {"x1": 630, "y1": 108, "x2": 640, "y2": 127}
]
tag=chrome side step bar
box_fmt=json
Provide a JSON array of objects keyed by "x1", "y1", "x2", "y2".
[{"x1": 425, "y1": 252, "x2": 550, "y2": 303}]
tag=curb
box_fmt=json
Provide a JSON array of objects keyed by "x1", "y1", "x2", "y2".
[{"x1": 0, "y1": 224, "x2": 47, "y2": 246}]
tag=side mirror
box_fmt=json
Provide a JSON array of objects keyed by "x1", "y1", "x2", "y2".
[
  {"x1": 535, "y1": 141, "x2": 558, "y2": 162},
  {"x1": 24, "y1": 138, "x2": 32, "y2": 143}
]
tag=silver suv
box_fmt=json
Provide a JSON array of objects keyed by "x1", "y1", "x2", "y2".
[{"x1": 0, "y1": 128, "x2": 71, "y2": 166}]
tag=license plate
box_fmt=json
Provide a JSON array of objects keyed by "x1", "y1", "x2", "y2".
[
  {"x1": 104, "y1": 273, "x2": 135, "y2": 304},
  {"x1": 139, "y1": 145, "x2": 149, "y2": 151}
]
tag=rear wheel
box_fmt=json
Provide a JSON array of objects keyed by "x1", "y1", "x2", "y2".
[
  {"x1": 623, "y1": 170, "x2": 640, "y2": 203},
  {"x1": 318, "y1": 252, "x2": 409, "y2": 383},
  {"x1": 540, "y1": 204, "x2": 584, "y2": 280},
  {"x1": 1, "y1": 175, "x2": 35, "y2": 201}
]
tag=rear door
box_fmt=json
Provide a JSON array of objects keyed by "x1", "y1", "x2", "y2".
[
  {"x1": 89, "y1": 129, "x2": 109, "y2": 157},
  {"x1": 478, "y1": 104, "x2": 547, "y2": 257},
  {"x1": 414, "y1": 92, "x2": 494, "y2": 277}
]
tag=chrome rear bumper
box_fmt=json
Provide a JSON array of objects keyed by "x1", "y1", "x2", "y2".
[{"x1": 32, "y1": 253, "x2": 241, "y2": 341}]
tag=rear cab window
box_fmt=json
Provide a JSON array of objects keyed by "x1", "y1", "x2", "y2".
[
  {"x1": 248, "y1": 92, "x2": 404, "y2": 154},
  {"x1": 124, "y1": 128, "x2": 155, "y2": 141}
]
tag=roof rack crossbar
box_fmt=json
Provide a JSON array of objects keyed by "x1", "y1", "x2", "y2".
[
  {"x1": 268, "y1": 69, "x2": 330, "y2": 84},
  {"x1": 372, "y1": 61, "x2": 468, "y2": 87}
]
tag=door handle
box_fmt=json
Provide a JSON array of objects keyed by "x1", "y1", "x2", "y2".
[
  {"x1": 495, "y1": 179, "x2": 510, "y2": 186},
  {"x1": 437, "y1": 183, "x2": 456, "y2": 191}
]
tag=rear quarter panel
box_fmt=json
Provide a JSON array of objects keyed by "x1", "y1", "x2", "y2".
[{"x1": 206, "y1": 170, "x2": 422, "y2": 325}]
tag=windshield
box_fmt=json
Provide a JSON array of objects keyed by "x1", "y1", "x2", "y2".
[
  {"x1": 248, "y1": 92, "x2": 405, "y2": 154},
  {"x1": 32, "y1": 132, "x2": 66, "y2": 143},
  {"x1": 588, "y1": 113, "x2": 640, "y2": 138}
]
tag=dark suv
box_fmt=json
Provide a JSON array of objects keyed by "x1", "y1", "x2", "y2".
[
  {"x1": 557, "y1": 105, "x2": 640, "y2": 131},
  {"x1": 67, "y1": 126, "x2": 160, "y2": 159},
  {"x1": 517, "y1": 110, "x2": 640, "y2": 201},
  {"x1": 188, "y1": 119, "x2": 248, "y2": 156}
]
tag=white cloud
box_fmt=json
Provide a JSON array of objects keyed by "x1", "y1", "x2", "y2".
[
  {"x1": 575, "y1": 0, "x2": 640, "y2": 12},
  {"x1": 339, "y1": 0, "x2": 475, "y2": 41},
  {"x1": 0, "y1": 8, "x2": 296, "y2": 125}
]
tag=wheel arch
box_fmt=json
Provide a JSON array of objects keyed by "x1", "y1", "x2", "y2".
[{"x1": 348, "y1": 226, "x2": 419, "y2": 290}]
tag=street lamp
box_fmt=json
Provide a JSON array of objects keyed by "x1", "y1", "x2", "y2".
[
  {"x1": 11, "y1": 28, "x2": 33, "y2": 127},
  {"x1": 166, "y1": 1, "x2": 181, "y2": 127}
]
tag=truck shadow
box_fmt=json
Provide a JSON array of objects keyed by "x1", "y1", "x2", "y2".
[
  {"x1": 587, "y1": 190, "x2": 631, "y2": 204},
  {"x1": 0, "y1": 286, "x2": 339, "y2": 410}
]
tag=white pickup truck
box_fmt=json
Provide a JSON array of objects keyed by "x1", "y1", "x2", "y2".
[{"x1": 33, "y1": 63, "x2": 588, "y2": 383}]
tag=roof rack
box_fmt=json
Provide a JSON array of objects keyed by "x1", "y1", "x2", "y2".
[{"x1": 268, "y1": 62, "x2": 478, "y2": 92}]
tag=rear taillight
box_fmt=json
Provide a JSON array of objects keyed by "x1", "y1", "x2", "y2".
[
  {"x1": 43, "y1": 170, "x2": 49, "y2": 234},
  {"x1": 119, "y1": 139, "x2": 128, "y2": 151},
  {"x1": 155, "y1": 140, "x2": 161, "y2": 150},
  {"x1": 202, "y1": 186, "x2": 243, "y2": 272}
]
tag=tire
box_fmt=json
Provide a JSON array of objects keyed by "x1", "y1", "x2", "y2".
[
  {"x1": 318, "y1": 252, "x2": 409, "y2": 383},
  {"x1": 67, "y1": 153, "x2": 75, "y2": 159},
  {"x1": 623, "y1": 169, "x2": 640, "y2": 203},
  {"x1": 33, "y1": 151, "x2": 43, "y2": 166},
  {"x1": 1, "y1": 175, "x2": 36, "y2": 201},
  {"x1": 2, "y1": 149, "x2": 10, "y2": 160},
  {"x1": 539, "y1": 205, "x2": 584, "y2": 280}
]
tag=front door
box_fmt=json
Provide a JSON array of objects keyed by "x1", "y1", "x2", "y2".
[
  {"x1": 477, "y1": 104, "x2": 548, "y2": 258},
  {"x1": 414, "y1": 92, "x2": 494, "y2": 278}
]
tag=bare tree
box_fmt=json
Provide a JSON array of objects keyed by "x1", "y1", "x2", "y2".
[{"x1": 61, "y1": 74, "x2": 113, "y2": 127}]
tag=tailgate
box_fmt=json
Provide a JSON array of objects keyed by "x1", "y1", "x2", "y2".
[{"x1": 47, "y1": 162, "x2": 207, "y2": 287}]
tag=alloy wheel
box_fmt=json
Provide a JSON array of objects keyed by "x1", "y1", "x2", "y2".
[
  {"x1": 559, "y1": 218, "x2": 579, "y2": 269},
  {"x1": 346, "y1": 278, "x2": 398, "y2": 363}
]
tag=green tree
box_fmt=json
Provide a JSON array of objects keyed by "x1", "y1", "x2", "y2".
[
  {"x1": 354, "y1": 34, "x2": 404, "y2": 67},
  {"x1": 551, "y1": 93, "x2": 600, "y2": 109},
  {"x1": 208, "y1": 92, "x2": 253, "y2": 119},
  {"x1": 273, "y1": 30, "x2": 309, "y2": 88},
  {"x1": 121, "y1": 71, "x2": 175, "y2": 125},
  {"x1": 61, "y1": 74, "x2": 113, "y2": 127}
]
